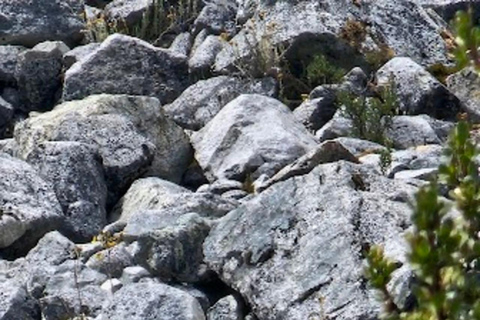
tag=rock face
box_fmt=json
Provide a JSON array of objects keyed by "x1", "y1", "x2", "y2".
[
  {"x1": 14, "y1": 94, "x2": 192, "y2": 206},
  {"x1": 63, "y1": 34, "x2": 190, "y2": 104},
  {"x1": 204, "y1": 161, "x2": 415, "y2": 320},
  {"x1": 0, "y1": 153, "x2": 63, "y2": 254},
  {"x1": 0, "y1": 0, "x2": 85, "y2": 47},
  {"x1": 99, "y1": 282, "x2": 206, "y2": 320},
  {"x1": 192, "y1": 94, "x2": 317, "y2": 182}
]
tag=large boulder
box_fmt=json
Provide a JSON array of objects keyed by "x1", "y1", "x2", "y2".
[
  {"x1": 14, "y1": 94, "x2": 192, "y2": 206},
  {"x1": 0, "y1": 154, "x2": 63, "y2": 255},
  {"x1": 0, "y1": 45, "x2": 26, "y2": 85},
  {"x1": 204, "y1": 161, "x2": 416, "y2": 320},
  {"x1": 63, "y1": 34, "x2": 190, "y2": 104},
  {"x1": 0, "y1": 0, "x2": 85, "y2": 47},
  {"x1": 164, "y1": 76, "x2": 277, "y2": 131},
  {"x1": 191, "y1": 94, "x2": 317, "y2": 182},
  {"x1": 376, "y1": 57, "x2": 462, "y2": 120},
  {"x1": 99, "y1": 282, "x2": 206, "y2": 320},
  {"x1": 215, "y1": 0, "x2": 451, "y2": 74},
  {"x1": 26, "y1": 142, "x2": 108, "y2": 242},
  {"x1": 104, "y1": 0, "x2": 154, "y2": 28},
  {"x1": 15, "y1": 41, "x2": 70, "y2": 112}
]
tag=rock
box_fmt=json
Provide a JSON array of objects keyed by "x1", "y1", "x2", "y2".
[
  {"x1": 388, "y1": 144, "x2": 443, "y2": 178},
  {"x1": 120, "y1": 266, "x2": 151, "y2": 284},
  {"x1": 221, "y1": 189, "x2": 250, "y2": 201},
  {"x1": 197, "y1": 179, "x2": 244, "y2": 195},
  {"x1": 1, "y1": 87, "x2": 21, "y2": 112},
  {"x1": 394, "y1": 168, "x2": 438, "y2": 181},
  {"x1": 0, "y1": 0, "x2": 85, "y2": 47},
  {"x1": 194, "y1": 0, "x2": 237, "y2": 35},
  {"x1": 0, "y1": 45, "x2": 26, "y2": 85},
  {"x1": 127, "y1": 212, "x2": 212, "y2": 282},
  {"x1": 0, "y1": 139, "x2": 17, "y2": 156},
  {"x1": 315, "y1": 110, "x2": 352, "y2": 142},
  {"x1": 386, "y1": 115, "x2": 451, "y2": 149},
  {"x1": 112, "y1": 177, "x2": 237, "y2": 223},
  {"x1": 207, "y1": 295, "x2": 243, "y2": 320},
  {"x1": 86, "y1": 243, "x2": 134, "y2": 278},
  {"x1": 294, "y1": 96, "x2": 337, "y2": 133},
  {"x1": 99, "y1": 282, "x2": 206, "y2": 320},
  {"x1": 164, "y1": 76, "x2": 277, "y2": 131},
  {"x1": 100, "y1": 278, "x2": 122, "y2": 294},
  {"x1": 39, "y1": 260, "x2": 108, "y2": 319},
  {"x1": 256, "y1": 140, "x2": 359, "y2": 192},
  {"x1": 14, "y1": 94, "x2": 192, "y2": 207},
  {"x1": 417, "y1": 0, "x2": 480, "y2": 22},
  {"x1": 15, "y1": 41, "x2": 70, "y2": 112},
  {"x1": 63, "y1": 43, "x2": 101, "y2": 70},
  {"x1": 204, "y1": 161, "x2": 416, "y2": 320},
  {"x1": 170, "y1": 32, "x2": 193, "y2": 56},
  {"x1": 0, "y1": 279, "x2": 40, "y2": 320},
  {"x1": 0, "y1": 154, "x2": 63, "y2": 255},
  {"x1": 376, "y1": 57, "x2": 462, "y2": 120},
  {"x1": 192, "y1": 94, "x2": 317, "y2": 182},
  {"x1": 104, "y1": 0, "x2": 154, "y2": 28},
  {"x1": 26, "y1": 142, "x2": 108, "y2": 242},
  {"x1": 332, "y1": 137, "x2": 387, "y2": 157},
  {"x1": 446, "y1": 67, "x2": 480, "y2": 122},
  {"x1": 63, "y1": 34, "x2": 189, "y2": 104},
  {"x1": 215, "y1": 0, "x2": 450, "y2": 74},
  {"x1": 0, "y1": 96, "x2": 13, "y2": 138},
  {"x1": 189, "y1": 35, "x2": 225, "y2": 75}
]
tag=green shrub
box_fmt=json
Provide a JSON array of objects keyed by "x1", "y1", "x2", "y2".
[
  {"x1": 304, "y1": 53, "x2": 346, "y2": 87},
  {"x1": 338, "y1": 83, "x2": 398, "y2": 145},
  {"x1": 365, "y1": 121, "x2": 480, "y2": 320}
]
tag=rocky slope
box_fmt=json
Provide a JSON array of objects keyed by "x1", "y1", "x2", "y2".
[{"x1": 0, "y1": 0, "x2": 479, "y2": 319}]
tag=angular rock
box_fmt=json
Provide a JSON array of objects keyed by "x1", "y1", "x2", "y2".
[
  {"x1": 86, "y1": 243, "x2": 134, "y2": 278},
  {"x1": 192, "y1": 94, "x2": 317, "y2": 182},
  {"x1": 15, "y1": 41, "x2": 70, "y2": 112},
  {"x1": 315, "y1": 110, "x2": 352, "y2": 142},
  {"x1": 120, "y1": 266, "x2": 151, "y2": 284},
  {"x1": 104, "y1": 0, "x2": 154, "y2": 28},
  {"x1": 112, "y1": 177, "x2": 237, "y2": 223},
  {"x1": 127, "y1": 212, "x2": 212, "y2": 282},
  {"x1": 0, "y1": 154, "x2": 63, "y2": 254},
  {"x1": 27, "y1": 142, "x2": 108, "y2": 242},
  {"x1": 394, "y1": 168, "x2": 438, "y2": 181},
  {"x1": 164, "y1": 76, "x2": 277, "y2": 130},
  {"x1": 417, "y1": 0, "x2": 480, "y2": 22},
  {"x1": 446, "y1": 67, "x2": 480, "y2": 122},
  {"x1": 63, "y1": 34, "x2": 189, "y2": 104},
  {"x1": 0, "y1": 45, "x2": 26, "y2": 85},
  {"x1": 376, "y1": 57, "x2": 462, "y2": 120},
  {"x1": 0, "y1": 139, "x2": 16, "y2": 156},
  {"x1": 197, "y1": 179, "x2": 244, "y2": 195},
  {"x1": 0, "y1": 279, "x2": 40, "y2": 320},
  {"x1": 63, "y1": 43, "x2": 101, "y2": 70},
  {"x1": 388, "y1": 144, "x2": 443, "y2": 178},
  {"x1": 0, "y1": 0, "x2": 85, "y2": 47},
  {"x1": 332, "y1": 137, "x2": 387, "y2": 157},
  {"x1": 207, "y1": 295, "x2": 243, "y2": 320},
  {"x1": 204, "y1": 161, "x2": 416, "y2": 320},
  {"x1": 386, "y1": 115, "x2": 451, "y2": 149},
  {"x1": 99, "y1": 282, "x2": 206, "y2": 320},
  {"x1": 293, "y1": 95, "x2": 337, "y2": 133},
  {"x1": 14, "y1": 94, "x2": 192, "y2": 206},
  {"x1": 170, "y1": 32, "x2": 193, "y2": 56},
  {"x1": 256, "y1": 140, "x2": 359, "y2": 192},
  {"x1": 189, "y1": 35, "x2": 225, "y2": 75},
  {"x1": 194, "y1": 0, "x2": 237, "y2": 35}
]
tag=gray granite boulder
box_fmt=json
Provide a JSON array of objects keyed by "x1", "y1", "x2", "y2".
[
  {"x1": 189, "y1": 35, "x2": 225, "y2": 75},
  {"x1": 446, "y1": 67, "x2": 480, "y2": 122},
  {"x1": 26, "y1": 142, "x2": 108, "y2": 242},
  {"x1": 104, "y1": 0, "x2": 154, "y2": 28},
  {"x1": 63, "y1": 34, "x2": 189, "y2": 104},
  {"x1": 63, "y1": 43, "x2": 101, "y2": 70},
  {"x1": 15, "y1": 41, "x2": 70, "y2": 112},
  {"x1": 192, "y1": 94, "x2": 317, "y2": 182},
  {"x1": 193, "y1": 0, "x2": 237, "y2": 36},
  {"x1": 99, "y1": 282, "x2": 206, "y2": 320},
  {"x1": 0, "y1": 45, "x2": 26, "y2": 85},
  {"x1": 204, "y1": 161, "x2": 416, "y2": 320},
  {"x1": 0, "y1": 0, "x2": 85, "y2": 47},
  {"x1": 207, "y1": 295, "x2": 243, "y2": 320},
  {"x1": 376, "y1": 57, "x2": 462, "y2": 120},
  {"x1": 14, "y1": 94, "x2": 192, "y2": 206},
  {"x1": 0, "y1": 278, "x2": 40, "y2": 320},
  {"x1": 0, "y1": 154, "x2": 63, "y2": 254},
  {"x1": 164, "y1": 76, "x2": 277, "y2": 131}
]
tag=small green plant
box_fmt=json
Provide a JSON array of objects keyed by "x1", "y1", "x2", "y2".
[
  {"x1": 365, "y1": 120, "x2": 480, "y2": 320},
  {"x1": 452, "y1": 9, "x2": 480, "y2": 71},
  {"x1": 304, "y1": 53, "x2": 346, "y2": 87},
  {"x1": 379, "y1": 147, "x2": 392, "y2": 176},
  {"x1": 338, "y1": 83, "x2": 398, "y2": 145}
]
